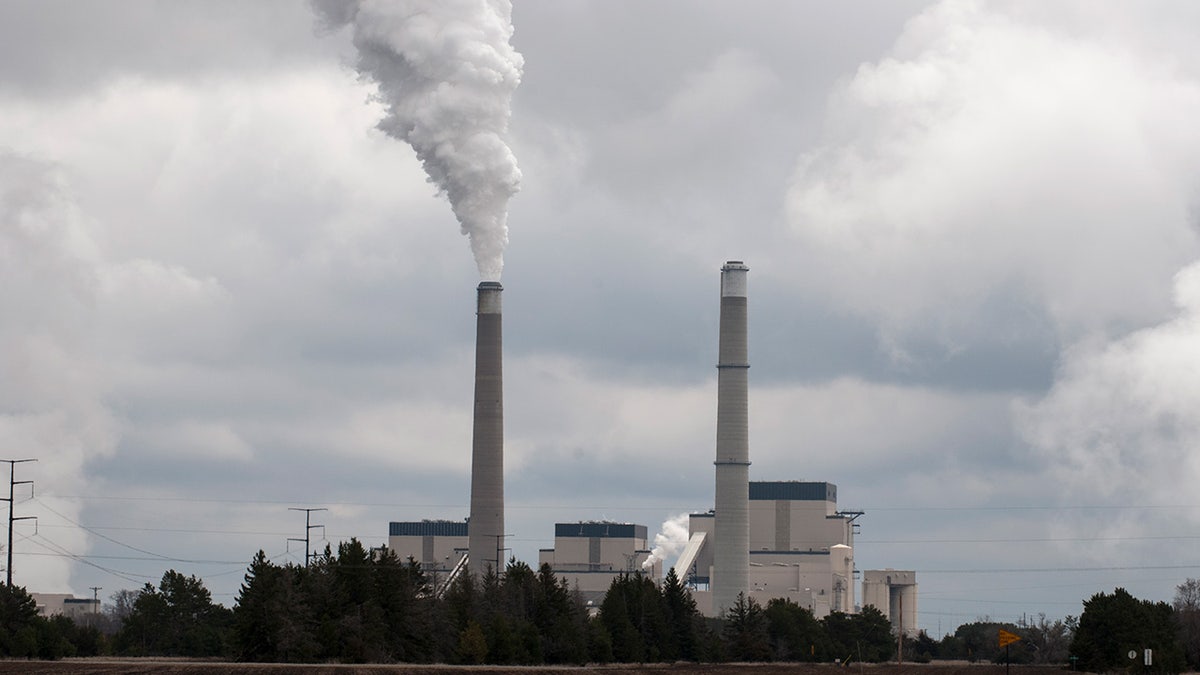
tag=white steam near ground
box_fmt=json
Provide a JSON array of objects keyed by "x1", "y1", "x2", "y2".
[{"x1": 313, "y1": 0, "x2": 523, "y2": 281}]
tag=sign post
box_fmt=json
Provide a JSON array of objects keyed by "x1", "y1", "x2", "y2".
[{"x1": 999, "y1": 629, "x2": 1022, "y2": 675}]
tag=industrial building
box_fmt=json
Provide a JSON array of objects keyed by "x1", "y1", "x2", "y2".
[
  {"x1": 668, "y1": 262, "x2": 917, "y2": 624},
  {"x1": 387, "y1": 262, "x2": 917, "y2": 631},
  {"x1": 387, "y1": 520, "x2": 468, "y2": 576},
  {"x1": 674, "y1": 481, "x2": 860, "y2": 618},
  {"x1": 862, "y1": 569, "x2": 919, "y2": 636},
  {"x1": 31, "y1": 593, "x2": 100, "y2": 620},
  {"x1": 539, "y1": 521, "x2": 659, "y2": 602}
]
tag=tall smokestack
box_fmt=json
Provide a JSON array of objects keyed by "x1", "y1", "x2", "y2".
[
  {"x1": 468, "y1": 281, "x2": 504, "y2": 576},
  {"x1": 713, "y1": 261, "x2": 749, "y2": 615}
]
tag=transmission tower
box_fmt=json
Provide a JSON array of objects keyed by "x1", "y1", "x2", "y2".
[
  {"x1": 2, "y1": 459, "x2": 37, "y2": 587},
  {"x1": 288, "y1": 507, "x2": 326, "y2": 567}
]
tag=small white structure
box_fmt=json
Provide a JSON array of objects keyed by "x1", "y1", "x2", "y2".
[
  {"x1": 675, "y1": 481, "x2": 860, "y2": 618},
  {"x1": 540, "y1": 521, "x2": 659, "y2": 602},
  {"x1": 31, "y1": 593, "x2": 100, "y2": 620},
  {"x1": 862, "y1": 569, "x2": 918, "y2": 636}
]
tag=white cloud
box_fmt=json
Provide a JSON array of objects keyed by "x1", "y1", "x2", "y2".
[
  {"x1": 1020, "y1": 260, "x2": 1200, "y2": 559},
  {"x1": 787, "y1": 0, "x2": 1200, "y2": 355}
]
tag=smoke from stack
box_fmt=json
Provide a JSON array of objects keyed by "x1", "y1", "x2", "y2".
[
  {"x1": 468, "y1": 281, "x2": 504, "y2": 575},
  {"x1": 713, "y1": 261, "x2": 750, "y2": 615},
  {"x1": 313, "y1": 0, "x2": 524, "y2": 281},
  {"x1": 643, "y1": 512, "x2": 689, "y2": 571}
]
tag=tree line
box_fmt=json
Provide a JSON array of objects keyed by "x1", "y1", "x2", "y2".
[{"x1": 5, "y1": 541, "x2": 1200, "y2": 671}]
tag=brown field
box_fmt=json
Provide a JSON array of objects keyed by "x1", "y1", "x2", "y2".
[{"x1": 0, "y1": 661, "x2": 1075, "y2": 675}]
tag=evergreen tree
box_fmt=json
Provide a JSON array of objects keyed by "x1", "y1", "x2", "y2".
[
  {"x1": 587, "y1": 614, "x2": 614, "y2": 663},
  {"x1": 234, "y1": 550, "x2": 285, "y2": 661},
  {"x1": 373, "y1": 551, "x2": 432, "y2": 662},
  {"x1": 457, "y1": 619, "x2": 488, "y2": 664},
  {"x1": 1072, "y1": 587, "x2": 1186, "y2": 674},
  {"x1": 765, "y1": 597, "x2": 824, "y2": 661},
  {"x1": 534, "y1": 563, "x2": 587, "y2": 664},
  {"x1": 722, "y1": 592, "x2": 770, "y2": 661},
  {"x1": 114, "y1": 571, "x2": 232, "y2": 657},
  {"x1": 662, "y1": 567, "x2": 704, "y2": 660},
  {"x1": 332, "y1": 538, "x2": 387, "y2": 662},
  {"x1": 823, "y1": 605, "x2": 893, "y2": 663},
  {"x1": 599, "y1": 575, "x2": 643, "y2": 662},
  {"x1": 440, "y1": 567, "x2": 479, "y2": 661},
  {"x1": 0, "y1": 583, "x2": 41, "y2": 657}
]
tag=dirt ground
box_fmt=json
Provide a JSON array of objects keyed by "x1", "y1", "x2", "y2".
[{"x1": 0, "y1": 661, "x2": 1073, "y2": 675}]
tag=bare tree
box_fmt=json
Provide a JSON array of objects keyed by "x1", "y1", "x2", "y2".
[
  {"x1": 1024, "y1": 613, "x2": 1074, "y2": 664},
  {"x1": 1173, "y1": 578, "x2": 1200, "y2": 669}
]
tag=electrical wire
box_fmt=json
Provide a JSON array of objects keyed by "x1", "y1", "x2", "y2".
[
  {"x1": 34, "y1": 497, "x2": 192, "y2": 563},
  {"x1": 24, "y1": 533, "x2": 150, "y2": 584}
]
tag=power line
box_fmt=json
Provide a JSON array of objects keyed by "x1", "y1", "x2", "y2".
[
  {"x1": 34, "y1": 498, "x2": 181, "y2": 563},
  {"x1": 918, "y1": 564, "x2": 1200, "y2": 574},
  {"x1": 17, "y1": 551, "x2": 247, "y2": 564},
  {"x1": 859, "y1": 534, "x2": 1200, "y2": 544},
  {"x1": 25, "y1": 533, "x2": 148, "y2": 584}
]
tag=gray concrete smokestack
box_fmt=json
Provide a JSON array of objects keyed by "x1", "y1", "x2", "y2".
[
  {"x1": 468, "y1": 281, "x2": 504, "y2": 577},
  {"x1": 713, "y1": 261, "x2": 749, "y2": 616}
]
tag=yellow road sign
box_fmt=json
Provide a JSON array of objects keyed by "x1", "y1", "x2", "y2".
[{"x1": 999, "y1": 629, "x2": 1021, "y2": 647}]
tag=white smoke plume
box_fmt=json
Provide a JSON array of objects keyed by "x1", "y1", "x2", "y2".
[
  {"x1": 643, "y1": 512, "x2": 690, "y2": 573},
  {"x1": 314, "y1": 0, "x2": 523, "y2": 281},
  {"x1": 0, "y1": 153, "x2": 119, "y2": 592}
]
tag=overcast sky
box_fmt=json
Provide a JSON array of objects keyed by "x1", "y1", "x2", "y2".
[{"x1": 4, "y1": 0, "x2": 1200, "y2": 636}]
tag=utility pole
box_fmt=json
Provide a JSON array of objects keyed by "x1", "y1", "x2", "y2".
[
  {"x1": 492, "y1": 533, "x2": 512, "y2": 576},
  {"x1": 89, "y1": 586, "x2": 102, "y2": 628},
  {"x1": 2, "y1": 459, "x2": 37, "y2": 587},
  {"x1": 288, "y1": 507, "x2": 326, "y2": 567}
]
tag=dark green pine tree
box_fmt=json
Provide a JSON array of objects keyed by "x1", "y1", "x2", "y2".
[
  {"x1": 599, "y1": 574, "x2": 643, "y2": 662},
  {"x1": 332, "y1": 538, "x2": 387, "y2": 663},
  {"x1": 633, "y1": 573, "x2": 673, "y2": 661},
  {"x1": 234, "y1": 550, "x2": 284, "y2": 661},
  {"x1": 114, "y1": 570, "x2": 232, "y2": 657},
  {"x1": 661, "y1": 567, "x2": 703, "y2": 661},
  {"x1": 533, "y1": 563, "x2": 587, "y2": 664},
  {"x1": 0, "y1": 583, "x2": 42, "y2": 657},
  {"x1": 822, "y1": 604, "x2": 894, "y2": 663},
  {"x1": 1072, "y1": 587, "x2": 1186, "y2": 674},
  {"x1": 372, "y1": 550, "x2": 432, "y2": 662},
  {"x1": 722, "y1": 592, "x2": 770, "y2": 661},
  {"x1": 765, "y1": 597, "x2": 825, "y2": 661},
  {"x1": 500, "y1": 559, "x2": 540, "y2": 663},
  {"x1": 303, "y1": 543, "x2": 342, "y2": 661}
]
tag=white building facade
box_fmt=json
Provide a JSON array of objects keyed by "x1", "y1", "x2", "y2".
[{"x1": 675, "y1": 481, "x2": 861, "y2": 618}]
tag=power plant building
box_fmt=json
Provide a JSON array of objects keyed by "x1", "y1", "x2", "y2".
[
  {"x1": 862, "y1": 569, "x2": 918, "y2": 636},
  {"x1": 386, "y1": 261, "x2": 918, "y2": 630},
  {"x1": 674, "y1": 481, "x2": 859, "y2": 618},
  {"x1": 539, "y1": 522, "x2": 660, "y2": 602},
  {"x1": 387, "y1": 520, "x2": 468, "y2": 575}
]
